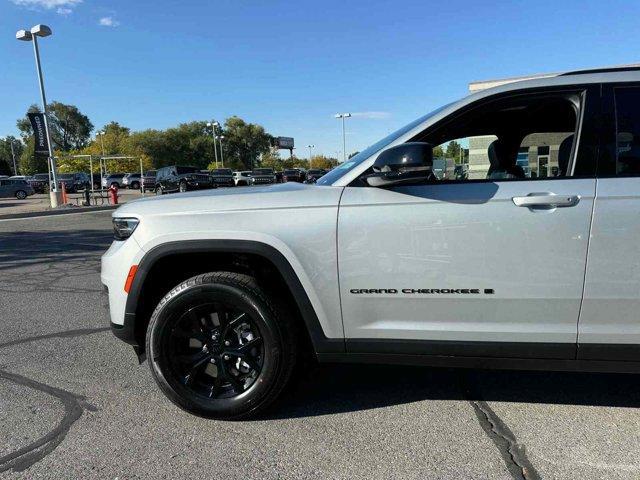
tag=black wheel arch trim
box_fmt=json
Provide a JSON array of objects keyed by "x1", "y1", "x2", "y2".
[{"x1": 121, "y1": 239, "x2": 345, "y2": 354}]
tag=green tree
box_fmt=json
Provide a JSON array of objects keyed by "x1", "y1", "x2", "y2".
[
  {"x1": 310, "y1": 155, "x2": 338, "y2": 169},
  {"x1": 222, "y1": 117, "x2": 272, "y2": 170},
  {"x1": 17, "y1": 102, "x2": 93, "y2": 151},
  {"x1": 0, "y1": 137, "x2": 23, "y2": 175},
  {"x1": 433, "y1": 145, "x2": 444, "y2": 158},
  {"x1": 18, "y1": 137, "x2": 48, "y2": 175}
]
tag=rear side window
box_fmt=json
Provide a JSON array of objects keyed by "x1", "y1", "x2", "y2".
[{"x1": 614, "y1": 87, "x2": 640, "y2": 176}]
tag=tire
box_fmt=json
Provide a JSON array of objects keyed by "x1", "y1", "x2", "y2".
[
  {"x1": 155, "y1": 186, "x2": 163, "y2": 195},
  {"x1": 15, "y1": 190, "x2": 27, "y2": 200},
  {"x1": 110, "y1": 182, "x2": 119, "y2": 188},
  {"x1": 130, "y1": 181, "x2": 140, "y2": 190},
  {"x1": 146, "y1": 272, "x2": 297, "y2": 420},
  {"x1": 179, "y1": 181, "x2": 187, "y2": 193}
]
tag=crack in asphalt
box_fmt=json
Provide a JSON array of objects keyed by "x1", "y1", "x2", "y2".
[
  {"x1": 470, "y1": 399, "x2": 541, "y2": 480},
  {"x1": 0, "y1": 327, "x2": 108, "y2": 473},
  {"x1": 459, "y1": 373, "x2": 541, "y2": 480}
]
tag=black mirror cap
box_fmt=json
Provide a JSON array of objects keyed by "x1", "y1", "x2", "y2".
[{"x1": 367, "y1": 142, "x2": 434, "y2": 187}]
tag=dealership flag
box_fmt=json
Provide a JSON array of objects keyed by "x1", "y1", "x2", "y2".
[{"x1": 27, "y1": 113, "x2": 49, "y2": 155}]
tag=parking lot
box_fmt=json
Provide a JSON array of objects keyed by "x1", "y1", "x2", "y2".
[{"x1": 0, "y1": 210, "x2": 639, "y2": 479}]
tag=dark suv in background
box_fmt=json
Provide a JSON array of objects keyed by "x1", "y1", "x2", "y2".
[
  {"x1": 58, "y1": 172, "x2": 90, "y2": 192},
  {"x1": 155, "y1": 165, "x2": 214, "y2": 194},
  {"x1": 209, "y1": 168, "x2": 235, "y2": 187},
  {"x1": 304, "y1": 169, "x2": 327, "y2": 183},
  {"x1": 250, "y1": 168, "x2": 276, "y2": 185},
  {"x1": 141, "y1": 170, "x2": 157, "y2": 192},
  {"x1": 282, "y1": 168, "x2": 305, "y2": 183},
  {"x1": 29, "y1": 173, "x2": 50, "y2": 193}
]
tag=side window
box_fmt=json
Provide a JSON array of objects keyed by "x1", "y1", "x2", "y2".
[
  {"x1": 424, "y1": 93, "x2": 581, "y2": 183},
  {"x1": 614, "y1": 87, "x2": 640, "y2": 176}
]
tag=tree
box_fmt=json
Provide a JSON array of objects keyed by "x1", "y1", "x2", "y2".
[
  {"x1": 0, "y1": 137, "x2": 23, "y2": 175},
  {"x1": 18, "y1": 137, "x2": 48, "y2": 175},
  {"x1": 222, "y1": 117, "x2": 272, "y2": 170},
  {"x1": 17, "y1": 102, "x2": 93, "y2": 151},
  {"x1": 433, "y1": 145, "x2": 444, "y2": 158},
  {"x1": 310, "y1": 155, "x2": 338, "y2": 170}
]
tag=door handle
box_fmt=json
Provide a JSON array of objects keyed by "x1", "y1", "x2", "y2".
[{"x1": 512, "y1": 193, "x2": 580, "y2": 208}]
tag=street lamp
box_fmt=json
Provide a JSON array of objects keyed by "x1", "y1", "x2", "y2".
[
  {"x1": 5, "y1": 138, "x2": 18, "y2": 175},
  {"x1": 16, "y1": 24, "x2": 61, "y2": 208},
  {"x1": 206, "y1": 122, "x2": 220, "y2": 168},
  {"x1": 307, "y1": 144, "x2": 315, "y2": 164},
  {"x1": 334, "y1": 113, "x2": 351, "y2": 163},
  {"x1": 216, "y1": 135, "x2": 225, "y2": 168}
]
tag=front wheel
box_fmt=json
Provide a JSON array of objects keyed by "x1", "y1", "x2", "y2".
[
  {"x1": 131, "y1": 181, "x2": 140, "y2": 190},
  {"x1": 146, "y1": 272, "x2": 297, "y2": 419},
  {"x1": 15, "y1": 190, "x2": 27, "y2": 200},
  {"x1": 155, "y1": 186, "x2": 163, "y2": 195},
  {"x1": 179, "y1": 181, "x2": 187, "y2": 193}
]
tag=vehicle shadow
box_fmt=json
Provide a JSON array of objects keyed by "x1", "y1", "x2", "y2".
[
  {"x1": 266, "y1": 363, "x2": 640, "y2": 419},
  {"x1": 0, "y1": 229, "x2": 112, "y2": 272}
]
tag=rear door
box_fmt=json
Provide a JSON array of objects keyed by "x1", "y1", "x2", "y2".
[{"x1": 579, "y1": 83, "x2": 640, "y2": 360}]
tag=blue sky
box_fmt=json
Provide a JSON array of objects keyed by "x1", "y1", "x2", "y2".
[{"x1": 3, "y1": 0, "x2": 640, "y2": 159}]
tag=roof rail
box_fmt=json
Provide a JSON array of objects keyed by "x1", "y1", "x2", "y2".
[{"x1": 560, "y1": 65, "x2": 640, "y2": 76}]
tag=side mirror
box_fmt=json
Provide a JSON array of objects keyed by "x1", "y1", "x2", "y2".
[{"x1": 366, "y1": 142, "x2": 434, "y2": 187}]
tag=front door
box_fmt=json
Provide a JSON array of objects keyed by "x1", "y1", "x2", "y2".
[{"x1": 338, "y1": 87, "x2": 600, "y2": 358}]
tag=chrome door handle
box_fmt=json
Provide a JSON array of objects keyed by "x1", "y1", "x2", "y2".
[{"x1": 512, "y1": 193, "x2": 580, "y2": 208}]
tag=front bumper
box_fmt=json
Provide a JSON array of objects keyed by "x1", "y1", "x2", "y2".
[{"x1": 101, "y1": 235, "x2": 146, "y2": 341}]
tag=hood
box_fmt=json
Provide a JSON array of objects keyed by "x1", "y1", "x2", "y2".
[{"x1": 113, "y1": 182, "x2": 344, "y2": 217}]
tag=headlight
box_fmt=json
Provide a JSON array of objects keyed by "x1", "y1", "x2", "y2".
[{"x1": 113, "y1": 217, "x2": 139, "y2": 240}]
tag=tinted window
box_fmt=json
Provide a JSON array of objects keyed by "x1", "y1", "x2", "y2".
[
  {"x1": 176, "y1": 166, "x2": 198, "y2": 175},
  {"x1": 614, "y1": 87, "x2": 640, "y2": 176},
  {"x1": 253, "y1": 169, "x2": 273, "y2": 175}
]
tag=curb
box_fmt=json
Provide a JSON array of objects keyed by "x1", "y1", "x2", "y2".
[{"x1": 0, "y1": 204, "x2": 118, "y2": 221}]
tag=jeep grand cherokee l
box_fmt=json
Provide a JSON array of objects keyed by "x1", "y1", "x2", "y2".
[{"x1": 103, "y1": 66, "x2": 640, "y2": 419}]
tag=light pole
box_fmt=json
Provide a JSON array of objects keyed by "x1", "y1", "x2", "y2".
[
  {"x1": 8, "y1": 138, "x2": 18, "y2": 175},
  {"x1": 16, "y1": 24, "x2": 60, "y2": 208},
  {"x1": 207, "y1": 122, "x2": 219, "y2": 168},
  {"x1": 334, "y1": 113, "x2": 351, "y2": 162},
  {"x1": 307, "y1": 144, "x2": 315, "y2": 166},
  {"x1": 216, "y1": 135, "x2": 225, "y2": 168},
  {"x1": 96, "y1": 130, "x2": 106, "y2": 188}
]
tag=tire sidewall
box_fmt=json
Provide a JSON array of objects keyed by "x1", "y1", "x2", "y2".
[{"x1": 147, "y1": 281, "x2": 284, "y2": 418}]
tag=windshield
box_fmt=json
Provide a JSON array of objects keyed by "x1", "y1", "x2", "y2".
[
  {"x1": 33, "y1": 174, "x2": 49, "y2": 180},
  {"x1": 253, "y1": 169, "x2": 273, "y2": 175},
  {"x1": 316, "y1": 103, "x2": 452, "y2": 186},
  {"x1": 283, "y1": 169, "x2": 300, "y2": 175},
  {"x1": 212, "y1": 169, "x2": 233, "y2": 175},
  {"x1": 58, "y1": 174, "x2": 74, "y2": 179}
]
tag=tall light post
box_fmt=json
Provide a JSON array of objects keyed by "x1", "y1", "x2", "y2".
[
  {"x1": 307, "y1": 144, "x2": 315, "y2": 166},
  {"x1": 16, "y1": 24, "x2": 60, "y2": 208},
  {"x1": 206, "y1": 122, "x2": 219, "y2": 169},
  {"x1": 96, "y1": 130, "x2": 106, "y2": 187},
  {"x1": 7, "y1": 138, "x2": 18, "y2": 175},
  {"x1": 216, "y1": 135, "x2": 225, "y2": 168},
  {"x1": 334, "y1": 113, "x2": 351, "y2": 162}
]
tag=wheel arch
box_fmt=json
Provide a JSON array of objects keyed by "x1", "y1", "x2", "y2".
[{"x1": 122, "y1": 240, "x2": 344, "y2": 358}]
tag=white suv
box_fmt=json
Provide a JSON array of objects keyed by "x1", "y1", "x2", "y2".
[{"x1": 102, "y1": 66, "x2": 640, "y2": 419}]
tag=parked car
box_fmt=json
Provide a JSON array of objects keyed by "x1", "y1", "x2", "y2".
[
  {"x1": 250, "y1": 168, "x2": 276, "y2": 185},
  {"x1": 282, "y1": 168, "x2": 306, "y2": 183},
  {"x1": 102, "y1": 173, "x2": 127, "y2": 189},
  {"x1": 141, "y1": 170, "x2": 157, "y2": 192},
  {"x1": 232, "y1": 170, "x2": 252, "y2": 186},
  {"x1": 274, "y1": 171, "x2": 284, "y2": 183},
  {"x1": 122, "y1": 173, "x2": 142, "y2": 190},
  {"x1": 0, "y1": 178, "x2": 34, "y2": 199},
  {"x1": 90, "y1": 173, "x2": 103, "y2": 190},
  {"x1": 154, "y1": 165, "x2": 214, "y2": 194},
  {"x1": 28, "y1": 173, "x2": 51, "y2": 193},
  {"x1": 58, "y1": 172, "x2": 90, "y2": 193},
  {"x1": 304, "y1": 169, "x2": 327, "y2": 183},
  {"x1": 209, "y1": 168, "x2": 235, "y2": 187}
]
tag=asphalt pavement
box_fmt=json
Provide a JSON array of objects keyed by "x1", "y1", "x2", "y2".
[{"x1": 0, "y1": 211, "x2": 639, "y2": 479}]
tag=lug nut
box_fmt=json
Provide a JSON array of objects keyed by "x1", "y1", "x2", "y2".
[
  {"x1": 224, "y1": 341, "x2": 230, "y2": 346},
  {"x1": 223, "y1": 354, "x2": 230, "y2": 360},
  {"x1": 210, "y1": 358, "x2": 216, "y2": 364}
]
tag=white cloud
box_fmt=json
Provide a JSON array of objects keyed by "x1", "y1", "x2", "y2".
[
  {"x1": 99, "y1": 16, "x2": 120, "y2": 27},
  {"x1": 351, "y1": 111, "x2": 391, "y2": 119},
  {"x1": 11, "y1": 0, "x2": 82, "y2": 14}
]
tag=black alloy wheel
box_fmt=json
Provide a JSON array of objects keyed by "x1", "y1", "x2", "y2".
[
  {"x1": 15, "y1": 190, "x2": 27, "y2": 200},
  {"x1": 147, "y1": 272, "x2": 297, "y2": 419}
]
